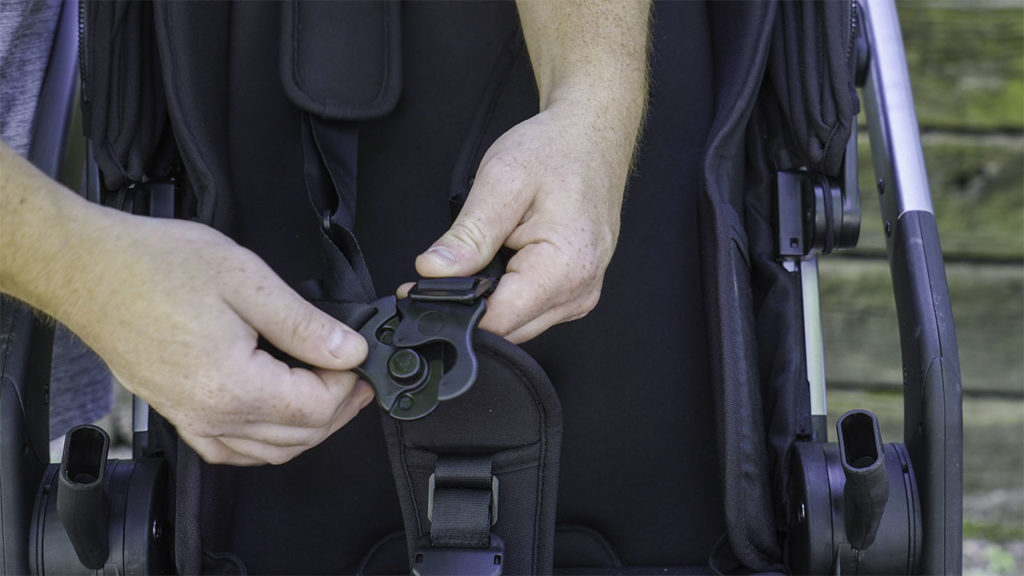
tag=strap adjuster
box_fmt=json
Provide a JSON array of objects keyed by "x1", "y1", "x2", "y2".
[
  {"x1": 412, "y1": 535, "x2": 504, "y2": 576},
  {"x1": 415, "y1": 455, "x2": 503, "y2": 575}
]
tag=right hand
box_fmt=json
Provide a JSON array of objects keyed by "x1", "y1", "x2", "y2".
[{"x1": 60, "y1": 209, "x2": 373, "y2": 466}]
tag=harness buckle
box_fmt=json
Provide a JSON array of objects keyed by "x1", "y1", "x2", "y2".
[{"x1": 354, "y1": 277, "x2": 495, "y2": 420}]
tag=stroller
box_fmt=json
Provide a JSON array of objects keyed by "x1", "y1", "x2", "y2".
[{"x1": 1, "y1": 0, "x2": 961, "y2": 573}]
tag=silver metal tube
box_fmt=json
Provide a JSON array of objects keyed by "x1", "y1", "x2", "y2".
[
  {"x1": 801, "y1": 257, "x2": 828, "y2": 425},
  {"x1": 132, "y1": 396, "x2": 149, "y2": 434},
  {"x1": 861, "y1": 0, "x2": 934, "y2": 217}
]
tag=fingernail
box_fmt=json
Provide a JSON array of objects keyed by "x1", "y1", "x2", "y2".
[
  {"x1": 328, "y1": 328, "x2": 347, "y2": 359},
  {"x1": 425, "y1": 246, "x2": 457, "y2": 266}
]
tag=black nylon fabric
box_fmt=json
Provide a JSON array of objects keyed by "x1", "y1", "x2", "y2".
[
  {"x1": 380, "y1": 330, "x2": 563, "y2": 576},
  {"x1": 701, "y1": 1, "x2": 786, "y2": 571},
  {"x1": 356, "y1": 2, "x2": 726, "y2": 569},
  {"x1": 699, "y1": 1, "x2": 860, "y2": 572},
  {"x1": 78, "y1": 0, "x2": 863, "y2": 573},
  {"x1": 745, "y1": 100, "x2": 815, "y2": 531},
  {"x1": 766, "y1": 0, "x2": 858, "y2": 176},
  {"x1": 80, "y1": 0, "x2": 174, "y2": 191},
  {"x1": 279, "y1": 0, "x2": 402, "y2": 121},
  {"x1": 146, "y1": 3, "x2": 559, "y2": 573},
  {"x1": 527, "y1": 2, "x2": 722, "y2": 567},
  {"x1": 303, "y1": 118, "x2": 359, "y2": 230}
]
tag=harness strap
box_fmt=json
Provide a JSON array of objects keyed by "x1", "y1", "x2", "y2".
[
  {"x1": 429, "y1": 455, "x2": 496, "y2": 549},
  {"x1": 300, "y1": 115, "x2": 376, "y2": 303},
  {"x1": 379, "y1": 328, "x2": 563, "y2": 575}
]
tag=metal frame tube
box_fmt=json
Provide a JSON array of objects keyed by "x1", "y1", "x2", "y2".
[{"x1": 859, "y1": 1, "x2": 963, "y2": 572}]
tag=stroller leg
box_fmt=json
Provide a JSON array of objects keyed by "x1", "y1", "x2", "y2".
[{"x1": 860, "y1": 0, "x2": 964, "y2": 572}]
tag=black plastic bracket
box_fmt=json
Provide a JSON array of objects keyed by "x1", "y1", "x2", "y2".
[
  {"x1": 413, "y1": 535, "x2": 505, "y2": 576},
  {"x1": 775, "y1": 170, "x2": 860, "y2": 261},
  {"x1": 787, "y1": 410, "x2": 921, "y2": 575},
  {"x1": 354, "y1": 277, "x2": 494, "y2": 420}
]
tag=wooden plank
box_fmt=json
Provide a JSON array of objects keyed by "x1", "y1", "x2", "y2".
[
  {"x1": 895, "y1": 1, "x2": 1024, "y2": 131},
  {"x1": 818, "y1": 257, "x2": 1023, "y2": 394},
  {"x1": 855, "y1": 134, "x2": 1024, "y2": 260}
]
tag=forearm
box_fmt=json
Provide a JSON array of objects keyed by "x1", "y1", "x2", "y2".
[
  {"x1": 0, "y1": 142, "x2": 100, "y2": 322},
  {"x1": 2, "y1": 141, "x2": 374, "y2": 466},
  {"x1": 416, "y1": 2, "x2": 653, "y2": 342},
  {"x1": 515, "y1": 0, "x2": 650, "y2": 168}
]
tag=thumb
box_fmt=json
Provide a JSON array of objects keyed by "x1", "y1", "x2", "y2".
[
  {"x1": 229, "y1": 263, "x2": 367, "y2": 370},
  {"x1": 416, "y1": 174, "x2": 525, "y2": 278}
]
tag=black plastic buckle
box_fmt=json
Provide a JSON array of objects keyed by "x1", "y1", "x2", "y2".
[
  {"x1": 412, "y1": 535, "x2": 505, "y2": 576},
  {"x1": 354, "y1": 277, "x2": 495, "y2": 420}
]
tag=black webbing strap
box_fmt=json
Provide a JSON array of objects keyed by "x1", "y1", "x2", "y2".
[
  {"x1": 300, "y1": 111, "x2": 511, "y2": 575},
  {"x1": 300, "y1": 114, "x2": 376, "y2": 303},
  {"x1": 429, "y1": 456, "x2": 495, "y2": 548}
]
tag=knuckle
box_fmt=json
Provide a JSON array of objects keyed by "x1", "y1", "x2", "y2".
[
  {"x1": 478, "y1": 152, "x2": 521, "y2": 183},
  {"x1": 447, "y1": 219, "x2": 491, "y2": 255},
  {"x1": 177, "y1": 410, "x2": 219, "y2": 438},
  {"x1": 288, "y1": 312, "x2": 323, "y2": 347},
  {"x1": 305, "y1": 405, "x2": 336, "y2": 431}
]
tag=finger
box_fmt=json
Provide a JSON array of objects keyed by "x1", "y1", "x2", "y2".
[
  {"x1": 218, "y1": 379, "x2": 374, "y2": 464},
  {"x1": 396, "y1": 282, "x2": 415, "y2": 299},
  {"x1": 479, "y1": 241, "x2": 600, "y2": 341},
  {"x1": 218, "y1": 437, "x2": 309, "y2": 466},
  {"x1": 416, "y1": 159, "x2": 532, "y2": 278},
  {"x1": 214, "y1": 422, "x2": 332, "y2": 449},
  {"x1": 503, "y1": 302, "x2": 592, "y2": 344},
  {"x1": 227, "y1": 259, "x2": 367, "y2": 370},
  {"x1": 239, "y1": 351, "x2": 366, "y2": 427},
  {"x1": 178, "y1": 430, "x2": 265, "y2": 466},
  {"x1": 319, "y1": 376, "x2": 376, "y2": 435}
]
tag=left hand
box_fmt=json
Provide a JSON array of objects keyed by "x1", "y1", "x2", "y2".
[{"x1": 409, "y1": 99, "x2": 633, "y2": 343}]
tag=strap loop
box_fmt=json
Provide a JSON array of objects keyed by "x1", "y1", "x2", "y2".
[
  {"x1": 414, "y1": 456, "x2": 503, "y2": 575},
  {"x1": 427, "y1": 456, "x2": 497, "y2": 548}
]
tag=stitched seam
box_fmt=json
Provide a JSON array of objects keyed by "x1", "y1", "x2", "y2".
[
  {"x1": 289, "y1": 2, "x2": 308, "y2": 108},
  {"x1": 396, "y1": 420, "x2": 424, "y2": 538},
  {"x1": 371, "y1": 1, "x2": 392, "y2": 106},
  {"x1": 357, "y1": 532, "x2": 405, "y2": 575},
  {"x1": 404, "y1": 444, "x2": 543, "y2": 476},
  {"x1": 477, "y1": 342, "x2": 550, "y2": 574}
]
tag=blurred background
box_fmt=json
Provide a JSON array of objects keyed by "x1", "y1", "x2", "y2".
[{"x1": 821, "y1": 0, "x2": 1024, "y2": 573}]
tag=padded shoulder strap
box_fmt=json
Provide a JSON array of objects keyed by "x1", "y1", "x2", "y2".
[{"x1": 381, "y1": 330, "x2": 563, "y2": 575}]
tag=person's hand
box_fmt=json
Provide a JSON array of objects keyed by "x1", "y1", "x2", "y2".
[
  {"x1": 82, "y1": 213, "x2": 374, "y2": 465},
  {"x1": 1, "y1": 172, "x2": 374, "y2": 465},
  {"x1": 411, "y1": 100, "x2": 632, "y2": 343},
  {"x1": 408, "y1": 1, "x2": 649, "y2": 344}
]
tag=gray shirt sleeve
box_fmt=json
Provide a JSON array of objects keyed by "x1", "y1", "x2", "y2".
[
  {"x1": 2, "y1": 0, "x2": 115, "y2": 440},
  {"x1": 0, "y1": 0, "x2": 63, "y2": 156}
]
